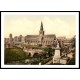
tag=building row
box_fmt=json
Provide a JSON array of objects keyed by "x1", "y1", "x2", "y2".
[{"x1": 4, "y1": 22, "x2": 75, "y2": 48}]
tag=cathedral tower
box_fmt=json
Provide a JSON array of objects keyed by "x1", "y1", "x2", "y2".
[
  {"x1": 39, "y1": 21, "x2": 44, "y2": 45},
  {"x1": 39, "y1": 21, "x2": 44, "y2": 36}
]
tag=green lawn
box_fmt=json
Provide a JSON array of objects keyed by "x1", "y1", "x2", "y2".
[{"x1": 4, "y1": 48, "x2": 28, "y2": 64}]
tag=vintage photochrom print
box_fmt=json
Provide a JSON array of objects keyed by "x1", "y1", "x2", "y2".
[{"x1": 1, "y1": 12, "x2": 79, "y2": 68}]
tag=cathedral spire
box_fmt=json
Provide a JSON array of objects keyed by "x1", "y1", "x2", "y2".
[
  {"x1": 40, "y1": 21, "x2": 43, "y2": 31},
  {"x1": 39, "y1": 21, "x2": 44, "y2": 36}
]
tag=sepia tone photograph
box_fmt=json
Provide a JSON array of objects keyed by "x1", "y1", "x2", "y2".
[{"x1": 1, "y1": 12, "x2": 79, "y2": 68}]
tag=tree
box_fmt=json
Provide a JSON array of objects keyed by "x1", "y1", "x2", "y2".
[{"x1": 43, "y1": 47, "x2": 55, "y2": 57}]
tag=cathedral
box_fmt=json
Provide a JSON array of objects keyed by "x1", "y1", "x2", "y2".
[
  {"x1": 25, "y1": 21, "x2": 56, "y2": 47},
  {"x1": 5, "y1": 21, "x2": 57, "y2": 47}
]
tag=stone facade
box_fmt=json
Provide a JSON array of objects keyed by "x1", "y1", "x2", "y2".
[
  {"x1": 25, "y1": 21, "x2": 56, "y2": 46},
  {"x1": 5, "y1": 34, "x2": 13, "y2": 48},
  {"x1": 5, "y1": 22, "x2": 57, "y2": 47}
]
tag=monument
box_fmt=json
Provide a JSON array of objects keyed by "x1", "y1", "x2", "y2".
[{"x1": 53, "y1": 41, "x2": 61, "y2": 64}]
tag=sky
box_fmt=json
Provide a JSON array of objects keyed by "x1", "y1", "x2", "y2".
[{"x1": 4, "y1": 15, "x2": 76, "y2": 38}]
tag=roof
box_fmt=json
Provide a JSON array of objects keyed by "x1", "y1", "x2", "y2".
[
  {"x1": 44, "y1": 34, "x2": 55, "y2": 37},
  {"x1": 25, "y1": 34, "x2": 56, "y2": 40}
]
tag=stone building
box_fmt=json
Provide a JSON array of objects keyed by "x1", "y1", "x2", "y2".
[
  {"x1": 25, "y1": 21, "x2": 56, "y2": 47},
  {"x1": 5, "y1": 34, "x2": 13, "y2": 48},
  {"x1": 5, "y1": 22, "x2": 57, "y2": 47}
]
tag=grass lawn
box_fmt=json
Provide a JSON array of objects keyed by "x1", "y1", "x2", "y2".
[{"x1": 4, "y1": 48, "x2": 28, "y2": 64}]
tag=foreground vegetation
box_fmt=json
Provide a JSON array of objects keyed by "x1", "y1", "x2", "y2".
[
  {"x1": 4, "y1": 48, "x2": 28, "y2": 64},
  {"x1": 4, "y1": 47, "x2": 55, "y2": 65}
]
